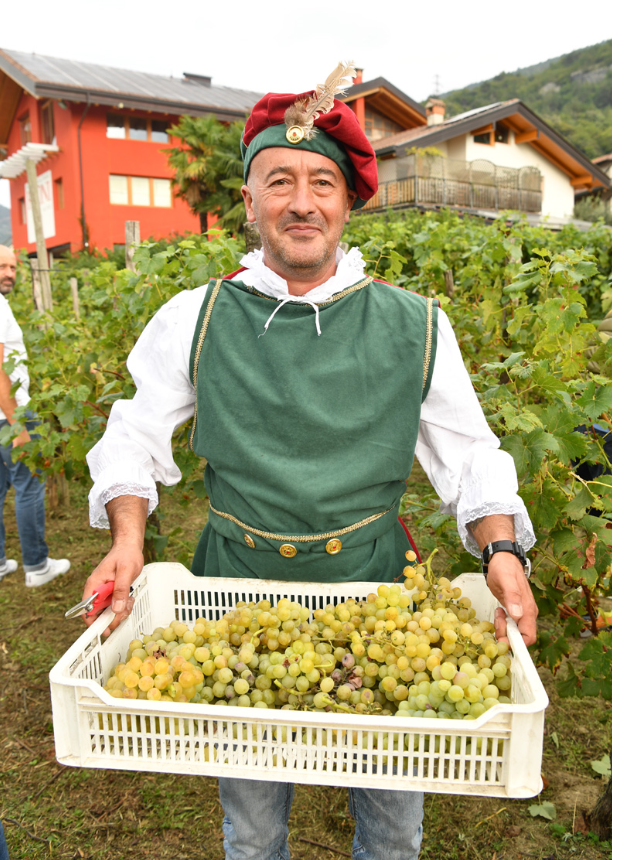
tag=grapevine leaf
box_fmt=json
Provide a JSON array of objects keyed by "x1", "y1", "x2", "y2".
[
  {"x1": 580, "y1": 567, "x2": 598, "y2": 588},
  {"x1": 551, "y1": 529, "x2": 580, "y2": 555},
  {"x1": 527, "y1": 491, "x2": 561, "y2": 531},
  {"x1": 558, "y1": 550, "x2": 584, "y2": 578},
  {"x1": 580, "y1": 678, "x2": 611, "y2": 699},
  {"x1": 594, "y1": 542, "x2": 612, "y2": 574},
  {"x1": 576, "y1": 382, "x2": 612, "y2": 422},
  {"x1": 553, "y1": 431, "x2": 589, "y2": 465},
  {"x1": 579, "y1": 515, "x2": 611, "y2": 543},
  {"x1": 529, "y1": 801, "x2": 556, "y2": 820},
  {"x1": 564, "y1": 486, "x2": 595, "y2": 520},
  {"x1": 561, "y1": 302, "x2": 586, "y2": 333},
  {"x1": 504, "y1": 272, "x2": 542, "y2": 294},
  {"x1": 563, "y1": 615, "x2": 584, "y2": 638},
  {"x1": 539, "y1": 406, "x2": 579, "y2": 435},
  {"x1": 578, "y1": 637, "x2": 612, "y2": 676},
  {"x1": 419, "y1": 512, "x2": 453, "y2": 532},
  {"x1": 591, "y1": 755, "x2": 611, "y2": 777},
  {"x1": 191, "y1": 480, "x2": 207, "y2": 499},
  {"x1": 524, "y1": 429, "x2": 560, "y2": 473},
  {"x1": 531, "y1": 365, "x2": 568, "y2": 395},
  {"x1": 507, "y1": 306, "x2": 533, "y2": 336},
  {"x1": 556, "y1": 662, "x2": 581, "y2": 697},
  {"x1": 536, "y1": 632, "x2": 570, "y2": 674}
]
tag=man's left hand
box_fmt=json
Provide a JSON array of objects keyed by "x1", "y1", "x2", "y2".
[{"x1": 485, "y1": 552, "x2": 538, "y2": 647}]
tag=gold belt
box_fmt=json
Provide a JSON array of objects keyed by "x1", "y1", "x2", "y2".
[{"x1": 208, "y1": 501, "x2": 397, "y2": 543}]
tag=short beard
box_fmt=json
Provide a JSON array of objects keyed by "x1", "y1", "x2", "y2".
[
  {"x1": 0, "y1": 280, "x2": 14, "y2": 295},
  {"x1": 260, "y1": 215, "x2": 341, "y2": 276}
]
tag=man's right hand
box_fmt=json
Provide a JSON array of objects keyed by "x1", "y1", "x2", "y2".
[
  {"x1": 82, "y1": 542, "x2": 144, "y2": 636},
  {"x1": 82, "y1": 494, "x2": 149, "y2": 636}
]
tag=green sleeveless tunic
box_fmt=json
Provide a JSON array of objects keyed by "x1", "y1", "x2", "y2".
[{"x1": 188, "y1": 276, "x2": 438, "y2": 583}]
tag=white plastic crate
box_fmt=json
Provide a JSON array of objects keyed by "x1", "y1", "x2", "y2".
[{"x1": 50, "y1": 564, "x2": 548, "y2": 797}]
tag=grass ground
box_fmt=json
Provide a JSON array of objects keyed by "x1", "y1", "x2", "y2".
[{"x1": 0, "y1": 469, "x2": 612, "y2": 860}]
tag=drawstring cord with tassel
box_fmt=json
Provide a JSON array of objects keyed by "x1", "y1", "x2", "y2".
[{"x1": 259, "y1": 296, "x2": 322, "y2": 337}]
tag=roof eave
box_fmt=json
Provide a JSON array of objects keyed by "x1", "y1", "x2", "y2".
[
  {"x1": 344, "y1": 77, "x2": 427, "y2": 120},
  {"x1": 0, "y1": 49, "x2": 39, "y2": 96},
  {"x1": 32, "y1": 83, "x2": 251, "y2": 120}
]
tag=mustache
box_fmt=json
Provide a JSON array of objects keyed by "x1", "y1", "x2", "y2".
[{"x1": 278, "y1": 214, "x2": 326, "y2": 230}]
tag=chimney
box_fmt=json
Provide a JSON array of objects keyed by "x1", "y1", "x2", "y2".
[
  {"x1": 354, "y1": 67, "x2": 363, "y2": 85},
  {"x1": 184, "y1": 72, "x2": 212, "y2": 88},
  {"x1": 425, "y1": 98, "x2": 445, "y2": 126}
]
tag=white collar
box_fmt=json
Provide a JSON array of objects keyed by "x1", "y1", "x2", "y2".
[{"x1": 234, "y1": 246, "x2": 367, "y2": 304}]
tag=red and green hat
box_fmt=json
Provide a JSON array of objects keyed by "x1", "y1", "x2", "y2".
[{"x1": 241, "y1": 63, "x2": 378, "y2": 210}]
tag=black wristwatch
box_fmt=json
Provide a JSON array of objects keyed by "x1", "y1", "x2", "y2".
[{"x1": 481, "y1": 540, "x2": 531, "y2": 577}]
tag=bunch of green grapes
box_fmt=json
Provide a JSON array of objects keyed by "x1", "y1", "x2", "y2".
[{"x1": 103, "y1": 550, "x2": 512, "y2": 719}]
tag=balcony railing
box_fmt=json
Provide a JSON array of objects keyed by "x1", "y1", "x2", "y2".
[{"x1": 365, "y1": 157, "x2": 542, "y2": 214}]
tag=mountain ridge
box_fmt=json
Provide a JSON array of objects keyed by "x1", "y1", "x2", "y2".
[{"x1": 432, "y1": 40, "x2": 611, "y2": 160}]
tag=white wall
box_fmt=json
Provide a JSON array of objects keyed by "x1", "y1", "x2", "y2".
[
  {"x1": 445, "y1": 137, "x2": 466, "y2": 161},
  {"x1": 377, "y1": 158, "x2": 396, "y2": 183},
  {"x1": 463, "y1": 131, "x2": 575, "y2": 218}
]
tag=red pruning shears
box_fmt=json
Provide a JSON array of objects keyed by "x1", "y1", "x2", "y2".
[{"x1": 65, "y1": 581, "x2": 116, "y2": 619}]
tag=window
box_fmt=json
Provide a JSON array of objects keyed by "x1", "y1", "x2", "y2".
[
  {"x1": 54, "y1": 178, "x2": 64, "y2": 209},
  {"x1": 19, "y1": 198, "x2": 26, "y2": 225},
  {"x1": 153, "y1": 178, "x2": 171, "y2": 207},
  {"x1": 151, "y1": 120, "x2": 170, "y2": 143},
  {"x1": 109, "y1": 175, "x2": 173, "y2": 207},
  {"x1": 41, "y1": 101, "x2": 56, "y2": 144},
  {"x1": 106, "y1": 114, "x2": 126, "y2": 139},
  {"x1": 473, "y1": 132, "x2": 492, "y2": 145},
  {"x1": 19, "y1": 114, "x2": 32, "y2": 146},
  {"x1": 128, "y1": 117, "x2": 148, "y2": 141},
  {"x1": 109, "y1": 175, "x2": 129, "y2": 205},
  {"x1": 106, "y1": 114, "x2": 172, "y2": 142},
  {"x1": 495, "y1": 122, "x2": 510, "y2": 144},
  {"x1": 131, "y1": 176, "x2": 150, "y2": 205}
]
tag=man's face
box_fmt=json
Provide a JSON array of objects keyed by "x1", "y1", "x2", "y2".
[
  {"x1": 0, "y1": 247, "x2": 17, "y2": 295},
  {"x1": 241, "y1": 147, "x2": 356, "y2": 281}
]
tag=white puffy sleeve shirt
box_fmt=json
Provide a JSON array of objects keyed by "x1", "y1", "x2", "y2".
[{"x1": 87, "y1": 252, "x2": 535, "y2": 557}]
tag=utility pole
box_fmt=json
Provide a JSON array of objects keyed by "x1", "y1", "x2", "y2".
[{"x1": 25, "y1": 158, "x2": 53, "y2": 311}]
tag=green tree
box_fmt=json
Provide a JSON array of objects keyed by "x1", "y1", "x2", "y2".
[{"x1": 164, "y1": 115, "x2": 246, "y2": 234}]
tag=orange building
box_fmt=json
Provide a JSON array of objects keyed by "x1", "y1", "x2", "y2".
[{"x1": 0, "y1": 49, "x2": 262, "y2": 256}]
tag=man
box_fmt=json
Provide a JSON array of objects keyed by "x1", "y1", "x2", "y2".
[
  {"x1": 0, "y1": 245, "x2": 70, "y2": 585},
  {"x1": 83, "y1": 67, "x2": 537, "y2": 860}
]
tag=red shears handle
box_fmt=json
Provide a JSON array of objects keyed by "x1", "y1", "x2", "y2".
[{"x1": 86, "y1": 581, "x2": 116, "y2": 617}]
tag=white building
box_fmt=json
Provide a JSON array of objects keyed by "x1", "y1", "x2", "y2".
[{"x1": 365, "y1": 98, "x2": 610, "y2": 225}]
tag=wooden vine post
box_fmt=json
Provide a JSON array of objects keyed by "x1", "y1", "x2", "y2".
[
  {"x1": 25, "y1": 158, "x2": 53, "y2": 311},
  {"x1": 69, "y1": 277, "x2": 80, "y2": 319},
  {"x1": 124, "y1": 220, "x2": 162, "y2": 559}
]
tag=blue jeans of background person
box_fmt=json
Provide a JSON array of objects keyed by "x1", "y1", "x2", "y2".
[
  {"x1": 219, "y1": 778, "x2": 424, "y2": 860},
  {"x1": 0, "y1": 818, "x2": 10, "y2": 860},
  {"x1": 0, "y1": 417, "x2": 47, "y2": 567}
]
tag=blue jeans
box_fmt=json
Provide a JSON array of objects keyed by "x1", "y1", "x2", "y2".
[
  {"x1": 219, "y1": 778, "x2": 424, "y2": 860},
  {"x1": 0, "y1": 418, "x2": 48, "y2": 567},
  {"x1": 0, "y1": 819, "x2": 9, "y2": 860}
]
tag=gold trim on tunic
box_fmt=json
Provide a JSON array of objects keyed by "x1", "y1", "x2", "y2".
[{"x1": 208, "y1": 501, "x2": 397, "y2": 543}]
